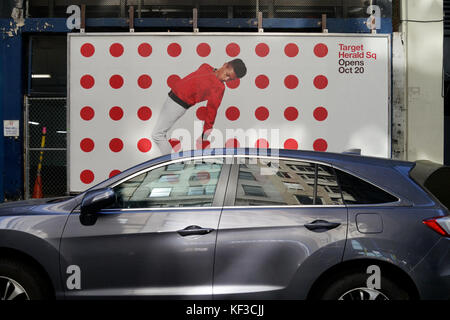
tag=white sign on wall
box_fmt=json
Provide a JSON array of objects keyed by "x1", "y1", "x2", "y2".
[{"x1": 68, "y1": 33, "x2": 390, "y2": 192}]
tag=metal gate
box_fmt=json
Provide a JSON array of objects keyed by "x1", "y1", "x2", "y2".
[{"x1": 24, "y1": 97, "x2": 67, "y2": 199}]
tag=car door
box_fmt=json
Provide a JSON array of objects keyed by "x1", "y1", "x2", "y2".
[
  {"x1": 60, "y1": 156, "x2": 230, "y2": 299},
  {"x1": 213, "y1": 155, "x2": 348, "y2": 299}
]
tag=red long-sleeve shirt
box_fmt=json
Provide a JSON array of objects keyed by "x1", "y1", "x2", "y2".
[{"x1": 171, "y1": 63, "x2": 225, "y2": 136}]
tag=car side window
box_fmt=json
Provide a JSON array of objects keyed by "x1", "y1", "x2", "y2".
[
  {"x1": 110, "y1": 158, "x2": 224, "y2": 209},
  {"x1": 334, "y1": 169, "x2": 398, "y2": 204},
  {"x1": 234, "y1": 158, "x2": 344, "y2": 206}
]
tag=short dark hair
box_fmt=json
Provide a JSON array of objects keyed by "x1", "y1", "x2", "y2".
[{"x1": 228, "y1": 58, "x2": 247, "y2": 78}]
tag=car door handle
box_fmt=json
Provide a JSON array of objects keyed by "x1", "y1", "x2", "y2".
[
  {"x1": 177, "y1": 225, "x2": 215, "y2": 237},
  {"x1": 304, "y1": 220, "x2": 341, "y2": 232}
]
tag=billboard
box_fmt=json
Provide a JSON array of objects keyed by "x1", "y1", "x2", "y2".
[{"x1": 68, "y1": 33, "x2": 390, "y2": 192}]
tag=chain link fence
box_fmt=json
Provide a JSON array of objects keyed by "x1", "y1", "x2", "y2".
[{"x1": 25, "y1": 97, "x2": 67, "y2": 199}]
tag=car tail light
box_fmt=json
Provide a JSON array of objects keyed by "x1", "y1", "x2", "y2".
[{"x1": 423, "y1": 216, "x2": 450, "y2": 237}]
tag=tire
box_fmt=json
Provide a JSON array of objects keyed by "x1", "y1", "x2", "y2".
[
  {"x1": 0, "y1": 258, "x2": 53, "y2": 300},
  {"x1": 320, "y1": 269, "x2": 410, "y2": 300}
]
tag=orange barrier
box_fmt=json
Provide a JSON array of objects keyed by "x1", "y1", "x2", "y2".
[{"x1": 32, "y1": 127, "x2": 46, "y2": 199}]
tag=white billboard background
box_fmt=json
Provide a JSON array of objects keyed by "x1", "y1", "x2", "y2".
[{"x1": 69, "y1": 33, "x2": 390, "y2": 192}]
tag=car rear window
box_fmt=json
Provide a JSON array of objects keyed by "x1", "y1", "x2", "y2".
[
  {"x1": 409, "y1": 161, "x2": 450, "y2": 209},
  {"x1": 334, "y1": 169, "x2": 398, "y2": 205}
]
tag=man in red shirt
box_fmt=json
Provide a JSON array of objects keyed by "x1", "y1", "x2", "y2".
[{"x1": 152, "y1": 59, "x2": 247, "y2": 155}]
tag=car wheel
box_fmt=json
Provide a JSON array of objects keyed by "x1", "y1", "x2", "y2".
[
  {"x1": 320, "y1": 271, "x2": 410, "y2": 300},
  {"x1": 0, "y1": 258, "x2": 52, "y2": 300}
]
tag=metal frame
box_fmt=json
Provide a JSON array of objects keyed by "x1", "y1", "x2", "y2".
[{"x1": 67, "y1": 32, "x2": 392, "y2": 195}]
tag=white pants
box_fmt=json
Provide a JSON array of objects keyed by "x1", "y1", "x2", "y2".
[{"x1": 152, "y1": 96, "x2": 187, "y2": 155}]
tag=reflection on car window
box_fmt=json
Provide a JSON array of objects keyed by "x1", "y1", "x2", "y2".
[
  {"x1": 111, "y1": 158, "x2": 224, "y2": 208},
  {"x1": 334, "y1": 169, "x2": 398, "y2": 205},
  {"x1": 234, "y1": 158, "x2": 344, "y2": 206}
]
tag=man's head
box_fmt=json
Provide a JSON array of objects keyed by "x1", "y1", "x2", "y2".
[{"x1": 216, "y1": 59, "x2": 247, "y2": 82}]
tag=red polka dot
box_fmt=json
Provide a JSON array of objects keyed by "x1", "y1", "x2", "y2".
[
  {"x1": 225, "y1": 138, "x2": 240, "y2": 148},
  {"x1": 284, "y1": 75, "x2": 299, "y2": 89},
  {"x1": 196, "y1": 171, "x2": 211, "y2": 184},
  {"x1": 225, "y1": 106, "x2": 240, "y2": 121},
  {"x1": 80, "y1": 106, "x2": 95, "y2": 121},
  {"x1": 109, "y1": 75, "x2": 124, "y2": 89},
  {"x1": 313, "y1": 139, "x2": 328, "y2": 152},
  {"x1": 284, "y1": 107, "x2": 299, "y2": 121},
  {"x1": 110, "y1": 43, "x2": 124, "y2": 57},
  {"x1": 109, "y1": 138, "x2": 124, "y2": 152},
  {"x1": 285, "y1": 43, "x2": 299, "y2": 57},
  {"x1": 80, "y1": 138, "x2": 94, "y2": 152},
  {"x1": 167, "y1": 43, "x2": 182, "y2": 57},
  {"x1": 314, "y1": 107, "x2": 328, "y2": 121},
  {"x1": 80, "y1": 75, "x2": 95, "y2": 89},
  {"x1": 80, "y1": 43, "x2": 95, "y2": 57},
  {"x1": 196, "y1": 106, "x2": 207, "y2": 121},
  {"x1": 80, "y1": 170, "x2": 94, "y2": 184},
  {"x1": 255, "y1": 43, "x2": 269, "y2": 57},
  {"x1": 314, "y1": 75, "x2": 328, "y2": 89},
  {"x1": 167, "y1": 74, "x2": 180, "y2": 89},
  {"x1": 284, "y1": 139, "x2": 298, "y2": 150},
  {"x1": 255, "y1": 106, "x2": 269, "y2": 121},
  {"x1": 137, "y1": 106, "x2": 152, "y2": 121},
  {"x1": 196, "y1": 43, "x2": 211, "y2": 57},
  {"x1": 137, "y1": 138, "x2": 152, "y2": 153},
  {"x1": 138, "y1": 43, "x2": 152, "y2": 57},
  {"x1": 255, "y1": 138, "x2": 269, "y2": 149},
  {"x1": 196, "y1": 139, "x2": 211, "y2": 150},
  {"x1": 226, "y1": 79, "x2": 240, "y2": 89},
  {"x1": 138, "y1": 75, "x2": 152, "y2": 89},
  {"x1": 226, "y1": 43, "x2": 240, "y2": 57},
  {"x1": 109, "y1": 170, "x2": 121, "y2": 178},
  {"x1": 314, "y1": 43, "x2": 328, "y2": 58},
  {"x1": 109, "y1": 106, "x2": 123, "y2": 121},
  {"x1": 169, "y1": 139, "x2": 181, "y2": 152},
  {"x1": 255, "y1": 75, "x2": 269, "y2": 89}
]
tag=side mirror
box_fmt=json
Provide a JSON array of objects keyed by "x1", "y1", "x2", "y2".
[{"x1": 80, "y1": 188, "x2": 116, "y2": 225}]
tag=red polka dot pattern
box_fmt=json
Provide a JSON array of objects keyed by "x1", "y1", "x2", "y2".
[
  {"x1": 80, "y1": 106, "x2": 95, "y2": 121},
  {"x1": 226, "y1": 79, "x2": 240, "y2": 89},
  {"x1": 80, "y1": 43, "x2": 95, "y2": 57},
  {"x1": 109, "y1": 106, "x2": 123, "y2": 121},
  {"x1": 314, "y1": 107, "x2": 328, "y2": 121},
  {"x1": 255, "y1": 75, "x2": 269, "y2": 89},
  {"x1": 284, "y1": 107, "x2": 298, "y2": 121},
  {"x1": 110, "y1": 43, "x2": 124, "y2": 57},
  {"x1": 137, "y1": 106, "x2": 152, "y2": 121},
  {"x1": 196, "y1": 43, "x2": 211, "y2": 57},
  {"x1": 109, "y1": 170, "x2": 121, "y2": 178},
  {"x1": 284, "y1": 75, "x2": 299, "y2": 89},
  {"x1": 138, "y1": 43, "x2": 152, "y2": 57},
  {"x1": 80, "y1": 170, "x2": 94, "y2": 184},
  {"x1": 167, "y1": 43, "x2": 182, "y2": 57},
  {"x1": 109, "y1": 75, "x2": 124, "y2": 89},
  {"x1": 196, "y1": 106, "x2": 207, "y2": 121},
  {"x1": 255, "y1": 106, "x2": 269, "y2": 121},
  {"x1": 80, "y1": 75, "x2": 95, "y2": 89},
  {"x1": 255, "y1": 138, "x2": 269, "y2": 149},
  {"x1": 284, "y1": 43, "x2": 299, "y2": 57},
  {"x1": 138, "y1": 75, "x2": 152, "y2": 89},
  {"x1": 314, "y1": 75, "x2": 328, "y2": 90},
  {"x1": 169, "y1": 139, "x2": 181, "y2": 152},
  {"x1": 284, "y1": 139, "x2": 298, "y2": 150},
  {"x1": 80, "y1": 138, "x2": 95, "y2": 152},
  {"x1": 109, "y1": 138, "x2": 124, "y2": 152},
  {"x1": 226, "y1": 43, "x2": 240, "y2": 57},
  {"x1": 167, "y1": 75, "x2": 180, "y2": 89},
  {"x1": 314, "y1": 43, "x2": 328, "y2": 58},
  {"x1": 255, "y1": 43, "x2": 269, "y2": 57},
  {"x1": 225, "y1": 138, "x2": 240, "y2": 148},
  {"x1": 313, "y1": 139, "x2": 328, "y2": 151},
  {"x1": 225, "y1": 106, "x2": 240, "y2": 121},
  {"x1": 137, "y1": 138, "x2": 152, "y2": 153}
]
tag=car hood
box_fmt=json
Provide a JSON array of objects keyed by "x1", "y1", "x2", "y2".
[{"x1": 0, "y1": 197, "x2": 74, "y2": 216}]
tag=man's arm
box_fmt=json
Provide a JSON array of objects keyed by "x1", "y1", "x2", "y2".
[{"x1": 201, "y1": 86, "x2": 225, "y2": 140}]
